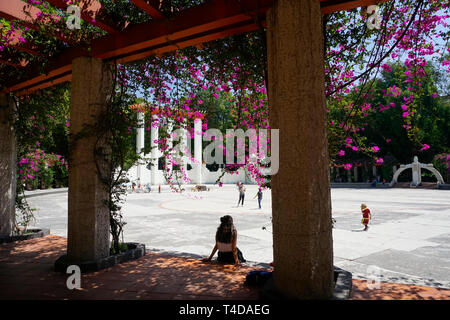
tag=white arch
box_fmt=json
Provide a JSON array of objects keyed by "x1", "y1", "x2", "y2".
[
  {"x1": 390, "y1": 162, "x2": 444, "y2": 186},
  {"x1": 422, "y1": 167, "x2": 444, "y2": 184}
]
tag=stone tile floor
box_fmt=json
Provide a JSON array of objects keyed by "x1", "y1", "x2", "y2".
[{"x1": 0, "y1": 235, "x2": 449, "y2": 300}]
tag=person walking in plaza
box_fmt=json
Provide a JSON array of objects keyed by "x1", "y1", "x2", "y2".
[
  {"x1": 253, "y1": 187, "x2": 263, "y2": 209},
  {"x1": 237, "y1": 183, "x2": 246, "y2": 207},
  {"x1": 361, "y1": 203, "x2": 372, "y2": 231},
  {"x1": 203, "y1": 215, "x2": 245, "y2": 265}
]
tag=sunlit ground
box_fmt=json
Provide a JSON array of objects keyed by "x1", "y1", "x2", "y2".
[{"x1": 26, "y1": 184, "x2": 450, "y2": 289}]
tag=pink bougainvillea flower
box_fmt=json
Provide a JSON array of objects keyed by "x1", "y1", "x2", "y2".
[
  {"x1": 344, "y1": 164, "x2": 352, "y2": 170},
  {"x1": 376, "y1": 158, "x2": 384, "y2": 164},
  {"x1": 381, "y1": 64, "x2": 392, "y2": 72},
  {"x1": 337, "y1": 150, "x2": 345, "y2": 156},
  {"x1": 420, "y1": 144, "x2": 430, "y2": 151}
]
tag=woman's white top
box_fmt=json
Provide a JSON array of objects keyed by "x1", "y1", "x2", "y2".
[{"x1": 217, "y1": 241, "x2": 233, "y2": 252}]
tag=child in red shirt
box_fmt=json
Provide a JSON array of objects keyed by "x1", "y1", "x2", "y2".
[{"x1": 361, "y1": 203, "x2": 372, "y2": 231}]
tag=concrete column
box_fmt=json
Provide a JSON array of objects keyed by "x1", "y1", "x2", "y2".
[
  {"x1": 267, "y1": 0, "x2": 333, "y2": 299},
  {"x1": 180, "y1": 122, "x2": 188, "y2": 177},
  {"x1": 354, "y1": 166, "x2": 358, "y2": 182},
  {"x1": 347, "y1": 168, "x2": 352, "y2": 182},
  {"x1": 166, "y1": 119, "x2": 174, "y2": 173},
  {"x1": 0, "y1": 94, "x2": 16, "y2": 236},
  {"x1": 150, "y1": 114, "x2": 159, "y2": 185},
  {"x1": 392, "y1": 165, "x2": 397, "y2": 176},
  {"x1": 67, "y1": 57, "x2": 112, "y2": 262},
  {"x1": 194, "y1": 118, "x2": 202, "y2": 184},
  {"x1": 372, "y1": 166, "x2": 377, "y2": 179},
  {"x1": 136, "y1": 112, "x2": 145, "y2": 182},
  {"x1": 412, "y1": 156, "x2": 421, "y2": 186}
]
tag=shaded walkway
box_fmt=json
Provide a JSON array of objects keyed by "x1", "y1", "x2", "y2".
[
  {"x1": 1, "y1": 236, "x2": 449, "y2": 300},
  {"x1": 0, "y1": 236, "x2": 259, "y2": 300}
]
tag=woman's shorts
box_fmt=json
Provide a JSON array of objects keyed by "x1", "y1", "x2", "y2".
[{"x1": 217, "y1": 248, "x2": 246, "y2": 264}]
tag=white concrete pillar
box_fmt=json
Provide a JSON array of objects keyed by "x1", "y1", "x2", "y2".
[
  {"x1": 0, "y1": 94, "x2": 16, "y2": 236},
  {"x1": 354, "y1": 166, "x2": 358, "y2": 182},
  {"x1": 150, "y1": 114, "x2": 159, "y2": 185},
  {"x1": 194, "y1": 118, "x2": 202, "y2": 185},
  {"x1": 347, "y1": 168, "x2": 352, "y2": 182},
  {"x1": 180, "y1": 122, "x2": 188, "y2": 178},
  {"x1": 67, "y1": 57, "x2": 111, "y2": 262},
  {"x1": 136, "y1": 112, "x2": 145, "y2": 182},
  {"x1": 166, "y1": 119, "x2": 174, "y2": 173},
  {"x1": 372, "y1": 166, "x2": 377, "y2": 178}
]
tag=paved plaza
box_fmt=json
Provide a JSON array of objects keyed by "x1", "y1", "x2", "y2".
[{"x1": 26, "y1": 185, "x2": 450, "y2": 289}]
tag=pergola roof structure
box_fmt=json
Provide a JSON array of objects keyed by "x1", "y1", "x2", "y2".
[{"x1": 0, "y1": 0, "x2": 385, "y2": 96}]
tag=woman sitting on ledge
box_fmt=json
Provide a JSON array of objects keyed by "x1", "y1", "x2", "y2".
[{"x1": 203, "y1": 215, "x2": 245, "y2": 265}]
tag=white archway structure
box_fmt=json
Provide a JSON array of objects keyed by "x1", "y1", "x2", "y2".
[{"x1": 390, "y1": 156, "x2": 444, "y2": 187}]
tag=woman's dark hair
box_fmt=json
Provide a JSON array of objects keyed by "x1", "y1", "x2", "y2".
[{"x1": 216, "y1": 215, "x2": 236, "y2": 243}]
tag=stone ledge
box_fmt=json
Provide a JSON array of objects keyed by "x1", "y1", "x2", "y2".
[
  {"x1": 332, "y1": 266, "x2": 353, "y2": 300},
  {"x1": 258, "y1": 266, "x2": 352, "y2": 300},
  {"x1": 331, "y1": 183, "x2": 391, "y2": 189},
  {"x1": 54, "y1": 242, "x2": 146, "y2": 273},
  {"x1": 0, "y1": 228, "x2": 50, "y2": 244}
]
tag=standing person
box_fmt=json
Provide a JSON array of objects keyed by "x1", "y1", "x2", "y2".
[
  {"x1": 237, "y1": 183, "x2": 246, "y2": 207},
  {"x1": 253, "y1": 187, "x2": 263, "y2": 209},
  {"x1": 203, "y1": 215, "x2": 245, "y2": 265},
  {"x1": 361, "y1": 203, "x2": 372, "y2": 231}
]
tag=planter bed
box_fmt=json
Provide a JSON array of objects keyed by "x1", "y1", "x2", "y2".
[
  {"x1": 0, "y1": 228, "x2": 50, "y2": 245},
  {"x1": 54, "y1": 242, "x2": 146, "y2": 273}
]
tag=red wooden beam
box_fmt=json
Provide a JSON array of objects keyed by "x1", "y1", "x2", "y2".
[
  {"x1": 10, "y1": 43, "x2": 44, "y2": 57},
  {"x1": 0, "y1": 56, "x2": 28, "y2": 68},
  {"x1": 320, "y1": 0, "x2": 391, "y2": 14},
  {"x1": 0, "y1": 0, "x2": 77, "y2": 44},
  {"x1": 91, "y1": 0, "x2": 272, "y2": 60},
  {"x1": 44, "y1": 0, "x2": 121, "y2": 35},
  {"x1": 16, "y1": 72, "x2": 72, "y2": 97},
  {"x1": 2, "y1": 0, "x2": 271, "y2": 94},
  {"x1": 128, "y1": 0, "x2": 165, "y2": 20},
  {"x1": 2, "y1": 0, "x2": 388, "y2": 95}
]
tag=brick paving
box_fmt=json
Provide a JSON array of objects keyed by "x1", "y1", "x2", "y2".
[
  {"x1": 0, "y1": 235, "x2": 259, "y2": 300},
  {"x1": 351, "y1": 280, "x2": 450, "y2": 300},
  {"x1": 0, "y1": 235, "x2": 449, "y2": 300}
]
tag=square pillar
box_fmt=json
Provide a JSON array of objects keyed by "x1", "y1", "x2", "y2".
[
  {"x1": 0, "y1": 94, "x2": 16, "y2": 236},
  {"x1": 151, "y1": 114, "x2": 159, "y2": 185},
  {"x1": 67, "y1": 57, "x2": 112, "y2": 262},
  {"x1": 194, "y1": 118, "x2": 203, "y2": 184},
  {"x1": 267, "y1": 0, "x2": 333, "y2": 299},
  {"x1": 136, "y1": 112, "x2": 145, "y2": 182}
]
